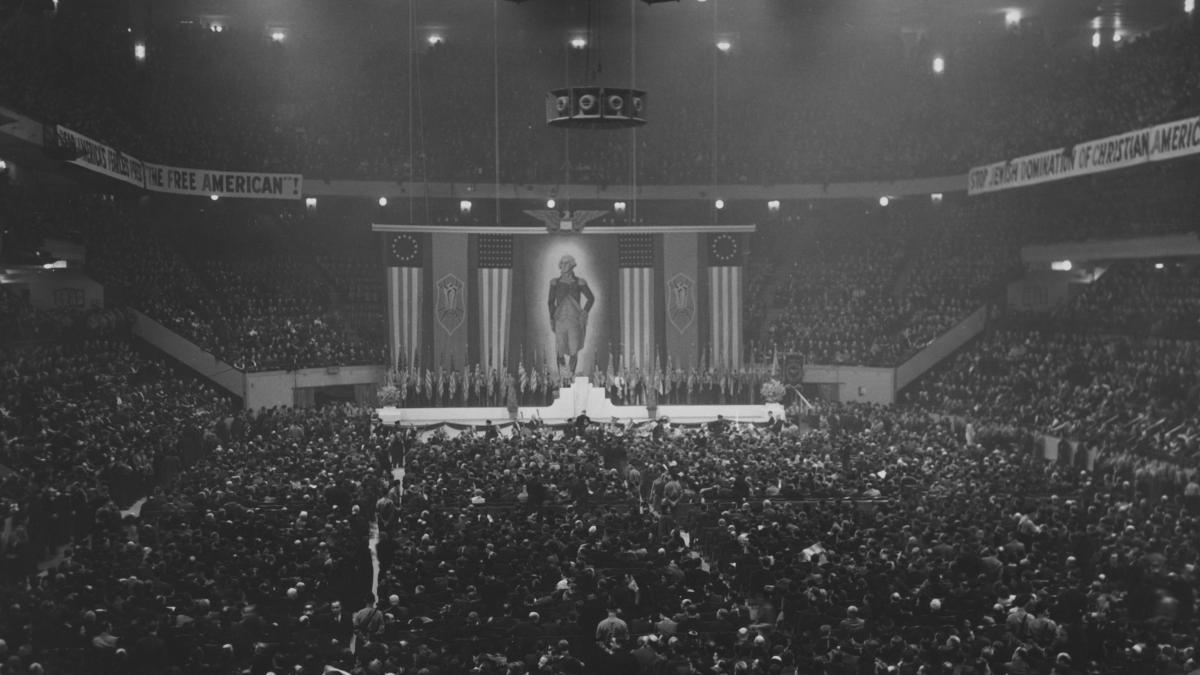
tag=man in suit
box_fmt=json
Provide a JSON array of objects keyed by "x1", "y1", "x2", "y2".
[{"x1": 321, "y1": 600, "x2": 353, "y2": 644}]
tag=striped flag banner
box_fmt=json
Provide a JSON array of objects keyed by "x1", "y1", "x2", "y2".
[
  {"x1": 387, "y1": 267, "x2": 422, "y2": 369},
  {"x1": 619, "y1": 234, "x2": 656, "y2": 371},
  {"x1": 386, "y1": 233, "x2": 426, "y2": 369},
  {"x1": 478, "y1": 234, "x2": 513, "y2": 372},
  {"x1": 707, "y1": 233, "x2": 744, "y2": 370}
]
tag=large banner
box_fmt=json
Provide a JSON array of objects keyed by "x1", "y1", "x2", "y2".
[
  {"x1": 54, "y1": 125, "x2": 302, "y2": 200},
  {"x1": 513, "y1": 236, "x2": 618, "y2": 377},
  {"x1": 379, "y1": 226, "x2": 751, "y2": 385},
  {"x1": 968, "y1": 114, "x2": 1200, "y2": 195},
  {"x1": 142, "y1": 164, "x2": 303, "y2": 200},
  {"x1": 54, "y1": 126, "x2": 146, "y2": 188}
]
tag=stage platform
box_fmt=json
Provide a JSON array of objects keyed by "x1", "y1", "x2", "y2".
[{"x1": 376, "y1": 377, "x2": 784, "y2": 428}]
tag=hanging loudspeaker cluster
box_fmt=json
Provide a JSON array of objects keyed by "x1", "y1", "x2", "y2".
[{"x1": 546, "y1": 87, "x2": 646, "y2": 129}]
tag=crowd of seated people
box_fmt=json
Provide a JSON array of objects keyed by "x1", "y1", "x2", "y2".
[
  {"x1": 5, "y1": 190, "x2": 1200, "y2": 673},
  {"x1": 2, "y1": 355, "x2": 1197, "y2": 673},
  {"x1": 4, "y1": 4, "x2": 1200, "y2": 187},
  {"x1": 0, "y1": 288, "x2": 80, "y2": 343},
  {"x1": 0, "y1": 332, "x2": 234, "y2": 575},
  {"x1": 759, "y1": 197, "x2": 1027, "y2": 367},
  {"x1": 905, "y1": 321, "x2": 1200, "y2": 480},
  {"x1": 1053, "y1": 261, "x2": 1200, "y2": 338},
  {"x1": 0, "y1": 373, "x2": 379, "y2": 675},
  {"x1": 81, "y1": 203, "x2": 386, "y2": 371},
  {"x1": 85, "y1": 216, "x2": 221, "y2": 347},
  {"x1": 757, "y1": 155, "x2": 1200, "y2": 369}
]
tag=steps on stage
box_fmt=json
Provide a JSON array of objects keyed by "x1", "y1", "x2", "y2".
[{"x1": 376, "y1": 377, "x2": 784, "y2": 428}]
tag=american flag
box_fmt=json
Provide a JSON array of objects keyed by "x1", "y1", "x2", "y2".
[
  {"x1": 707, "y1": 233, "x2": 744, "y2": 369},
  {"x1": 619, "y1": 234, "x2": 656, "y2": 370},
  {"x1": 386, "y1": 233, "x2": 425, "y2": 369},
  {"x1": 477, "y1": 234, "x2": 513, "y2": 372}
]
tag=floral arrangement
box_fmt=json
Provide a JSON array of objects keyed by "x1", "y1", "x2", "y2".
[
  {"x1": 377, "y1": 384, "x2": 402, "y2": 407},
  {"x1": 760, "y1": 378, "x2": 785, "y2": 403}
]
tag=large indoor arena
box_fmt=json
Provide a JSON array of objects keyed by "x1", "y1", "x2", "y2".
[{"x1": 2, "y1": 0, "x2": 1199, "y2": 673}]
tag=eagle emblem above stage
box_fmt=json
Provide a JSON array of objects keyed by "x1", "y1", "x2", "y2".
[
  {"x1": 667, "y1": 272, "x2": 696, "y2": 333},
  {"x1": 525, "y1": 209, "x2": 608, "y2": 233},
  {"x1": 435, "y1": 273, "x2": 465, "y2": 336}
]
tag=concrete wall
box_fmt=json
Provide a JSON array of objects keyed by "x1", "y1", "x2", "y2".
[
  {"x1": 23, "y1": 271, "x2": 103, "y2": 311},
  {"x1": 1021, "y1": 234, "x2": 1200, "y2": 265},
  {"x1": 303, "y1": 174, "x2": 964, "y2": 201},
  {"x1": 130, "y1": 310, "x2": 244, "y2": 397},
  {"x1": 895, "y1": 305, "x2": 988, "y2": 392},
  {"x1": 244, "y1": 365, "x2": 388, "y2": 410},
  {"x1": 802, "y1": 365, "x2": 896, "y2": 405}
]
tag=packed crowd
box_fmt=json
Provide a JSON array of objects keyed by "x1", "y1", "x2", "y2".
[
  {"x1": 3, "y1": 342, "x2": 1198, "y2": 673},
  {"x1": 0, "y1": 334, "x2": 234, "y2": 574},
  {"x1": 81, "y1": 203, "x2": 386, "y2": 372},
  {"x1": 0, "y1": 340, "x2": 381, "y2": 674},
  {"x1": 905, "y1": 321, "x2": 1200, "y2": 478},
  {"x1": 1053, "y1": 261, "x2": 1200, "y2": 338},
  {"x1": 4, "y1": 5, "x2": 1200, "y2": 186},
  {"x1": 758, "y1": 197, "x2": 1027, "y2": 368},
  {"x1": 3, "y1": 6, "x2": 1200, "y2": 674}
]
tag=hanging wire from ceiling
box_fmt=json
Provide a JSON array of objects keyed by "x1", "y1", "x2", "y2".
[
  {"x1": 711, "y1": 0, "x2": 719, "y2": 199},
  {"x1": 407, "y1": 0, "x2": 415, "y2": 225},
  {"x1": 493, "y1": 0, "x2": 502, "y2": 225},
  {"x1": 630, "y1": 0, "x2": 638, "y2": 227},
  {"x1": 412, "y1": 1, "x2": 430, "y2": 224}
]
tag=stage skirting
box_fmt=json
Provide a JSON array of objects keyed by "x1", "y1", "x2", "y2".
[{"x1": 376, "y1": 377, "x2": 783, "y2": 427}]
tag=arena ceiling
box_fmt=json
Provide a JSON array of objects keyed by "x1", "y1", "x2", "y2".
[{"x1": 156, "y1": 0, "x2": 1190, "y2": 49}]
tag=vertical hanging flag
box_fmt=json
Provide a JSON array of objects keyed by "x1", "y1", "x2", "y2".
[
  {"x1": 619, "y1": 234, "x2": 656, "y2": 371},
  {"x1": 385, "y1": 232, "x2": 428, "y2": 370},
  {"x1": 477, "y1": 234, "x2": 514, "y2": 372},
  {"x1": 707, "y1": 233, "x2": 745, "y2": 370}
]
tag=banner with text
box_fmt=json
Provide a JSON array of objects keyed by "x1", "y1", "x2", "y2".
[
  {"x1": 968, "y1": 115, "x2": 1200, "y2": 195},
  {"x1": 142, "y1": 164, "x2": 303, "y2": 200},
  {"x1": 54, "y1": 125, "x2": 303, "y2": 200},
  {"x1": 55, "y1": 126, "x2": 147, "y2": 188}
]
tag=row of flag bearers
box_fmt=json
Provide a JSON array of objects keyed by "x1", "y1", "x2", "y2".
[{"x1": 380, "y1": 355, "x2": 782, "y2": 408}]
